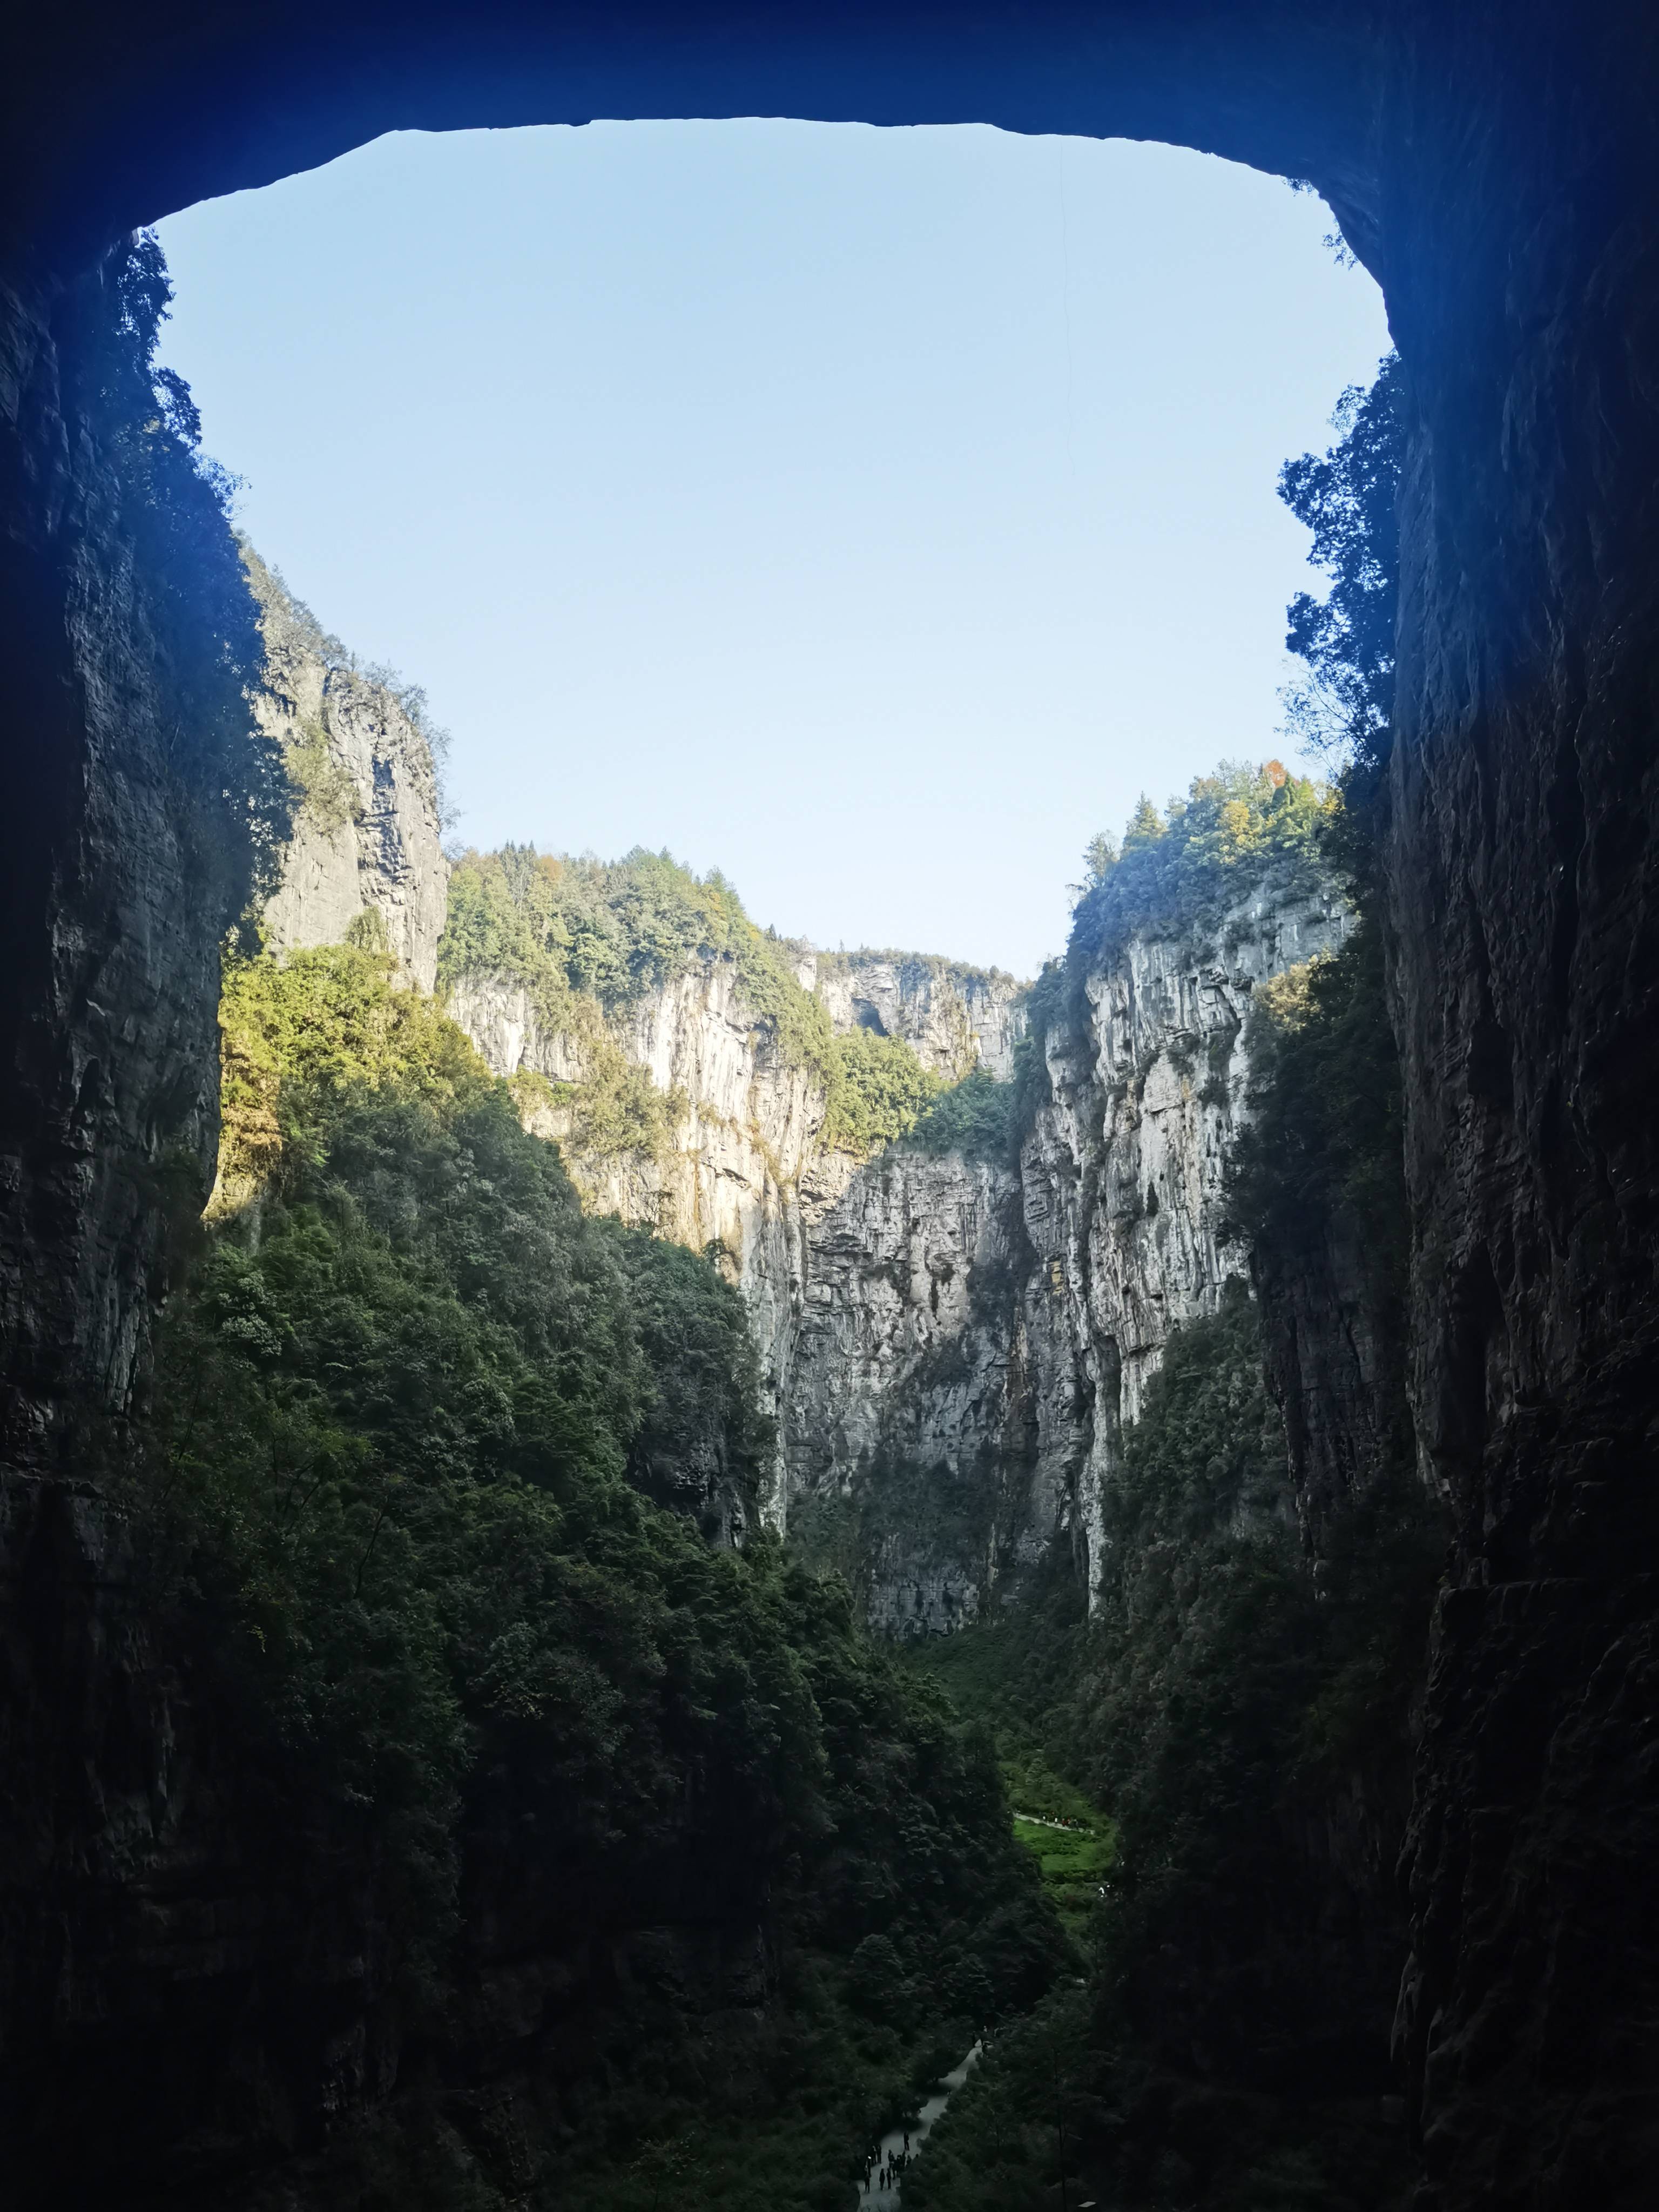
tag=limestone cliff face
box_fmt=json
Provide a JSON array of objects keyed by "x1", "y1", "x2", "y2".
[
  {"x1": 1024, "y1": 878, "x2": 1354, "y2": 1594},
  {"x1": 445, "y1": 946, "x2": 1022, "y2": 1527},
  {"x1": 246, "y1": 550, "x2": 449, "y2": 990},
  {"x1": 785, "y1": 1144, "x2": 1037, "y2": 1633},
  {"x1": 785, "y1": 874, "x2": 1353, "y2": 1626},
  {"x1": 447, "y1": 960, "x2": 848, "y2": 1526},
  {"x1": 797, "y1": 949, "x2": 1027, "y2": 1080}
]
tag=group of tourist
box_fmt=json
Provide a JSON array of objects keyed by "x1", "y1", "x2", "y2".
[{"x1": 865, "y1": 2129, "x2": 915, "y2": 2196}]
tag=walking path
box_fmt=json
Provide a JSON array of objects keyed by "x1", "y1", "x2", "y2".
[
  {"x1": 855, "y1": 2039, "x2": 983, "y2": 2207},
  {"x1": 1013, "y1": 1812, "x2": 1094, "y2": 1833}
]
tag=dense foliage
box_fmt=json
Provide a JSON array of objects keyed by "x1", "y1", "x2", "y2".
[
  {"x1": 1068, "y1": 759, "x2": 1332, "y2": 972},
  {"x1": 902, "y1": 1069, "x2": 1019, "y2": 1161},
  {"x1": 826, "y1": 1023, "x2": 945, "y2": 1154},
  {"x1": 1007, "y1": 759, "x2": 1336, "y2": 1138},
  {"x1": 440, "y1": 846, "x2": 942, "y2": 1161},
  {"x1": 132, "y1": 942, "x2": 1060, "y2": 2206},
  {"x1": 241, "y1": 543, "x2": 450, "y2": 835},
  {"x1": 902, "y1": 1292, "x2": 1439, "y2": 2211},
  {"x1": 1279, "y1": 354, "x2": 1401, "y2": 772}
]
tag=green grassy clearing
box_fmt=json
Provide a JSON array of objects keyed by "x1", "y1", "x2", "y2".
[{"x1": 1008, "y1": 1816, "x2": 1115, "y2": 1940}]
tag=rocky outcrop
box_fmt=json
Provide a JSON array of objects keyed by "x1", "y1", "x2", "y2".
[
  {"x1": 1028, "y1": 877, "x2": 1353, "y2": 1591},
  {"x1": 0, "y1": 259, "x2": 275, "y2": 1474},
  {"x1": 786, "y1": 872, "x2": 1353, "y2": 1624},
  {"x1": 447, "y1": 959, "x2": 847, "y2": 1528},
  {"x1": 797, "y1": 949, "x2": 1027, "y2": 1081},
  {"x1": 444, "y1": 865, "x2": 1352, "y2": 1623},
  {"x1": 9, "y1": 8, "x2": 1659, "y2": 2200},
  {"x1": 453, "y1": 877, "x2": 1365, "y2": 1622},
  {"x1": 785, "y1": 1144, "x2": 1037, "y2": 1632},
  {"x1": 246, "y1": 550, "x2": 448, "y2": 990},
  {"x1": 446, "y1": 946, "x2": 1021, "y2": 1529}
]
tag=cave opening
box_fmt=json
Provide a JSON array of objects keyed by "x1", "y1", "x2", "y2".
[
  {"x1": 5, "y1": 8, "x2": 1659, "y2": 2210},
  {"x1": 146, "y1": 116, "x2": 1388, "y2": 979}
]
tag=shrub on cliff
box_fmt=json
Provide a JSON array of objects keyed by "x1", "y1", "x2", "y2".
[
  {"x1": 821, "y1": 1023, "x2": 943, "y2": 1152},
  {"x1": 902, "y1": 1068, "x2": 1018, "y2": 1160},
  {"x1": 440, "y1": 843, "x2": 837, "y2": 1077}
]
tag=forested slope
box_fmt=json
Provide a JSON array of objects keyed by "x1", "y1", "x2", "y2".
[{"x1": 14, "y1": 935, "x2": 1063, "y2": 2209}]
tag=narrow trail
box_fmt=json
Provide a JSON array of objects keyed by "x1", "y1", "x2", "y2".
[{"x1": 855, "y1": 2040, "x2": 983, "y2": 2208}]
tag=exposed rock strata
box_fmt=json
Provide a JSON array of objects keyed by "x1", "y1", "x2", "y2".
[
  {"x1": 796, "y1": 948, "x2": 1027, "y2": 1081},
  {"x1": 247, "y1": 551, "x2": 449, "y2": 990},
  {"x1": 786, "y1": 1143, "x2": 1036, "y2": 1633},
  {"x1": 0, "y1": 264, "x2": 271, "y2": 1472},
  {"x1": 446, "y1": 948, "x2": 1022, "y2": 1527},
  {"x1": 451, "y1": 876, "x2": 1351, "y2": 1623},
  {"x1": 786, "y1": 876, "x2": 1352, "y2": 1622},
  {"x1": 447, "y1": 959, "x2": 846, "y2": 1527},
  {"x1": 6, "y1": 6, "x2": 1659, "y2": 2200}
]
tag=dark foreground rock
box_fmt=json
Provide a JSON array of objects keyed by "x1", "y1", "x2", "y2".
[{"x1": 4, "y1": 6, "x2": 1659, "y2": 2205}]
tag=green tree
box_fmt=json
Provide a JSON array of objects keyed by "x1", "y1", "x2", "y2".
[{"x1": 1278, "y1": 354, "x2": 1401, "y2": 775}]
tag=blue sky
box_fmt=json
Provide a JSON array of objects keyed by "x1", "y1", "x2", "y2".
[{"x1": 157, "y1": 121, "x2": 1388, "y2": 977}]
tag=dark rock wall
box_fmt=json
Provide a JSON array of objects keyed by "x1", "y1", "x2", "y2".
[
  {"x1": 4, "y1": 6, "x2": 1659, "y2": 2206},
  {"x1": 1255, "y1": 1206, "x2": 1410, "y2": 1547},
  {"x1": 0, "y1": 266, "x2": 239, "y2": 1473},
  {"x1": 1376, "y1": 16, "x2": 1659, "y2": 2207}
]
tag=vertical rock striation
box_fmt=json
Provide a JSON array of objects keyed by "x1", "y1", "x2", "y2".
[
  {"x1": 0, "y1": 259, "x2": 275, "y2": 1472},
  {"x1": 786, "y1": 874, "x2": 1354, "y2": 1622},
  {"x1": 445, "y1": 931, "x2": 1026, "y2": 1528},
  {"x1": 785, "y1": 1142, "x2": 1036, "y2": 1631},
  {"x1": 447, "y1": 957, "x2": 846, "y2": 1526},
  {"x1": 246, "y1": 550, "x2": 449, "y2": 990},
  {"x1": 797, "y1": 948, "x2": 1028, "y2": 1080}
]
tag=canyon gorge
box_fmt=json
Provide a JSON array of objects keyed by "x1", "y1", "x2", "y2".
[{"x1": 5, "y1": 4, "x2": 1659, "y2": 2207}]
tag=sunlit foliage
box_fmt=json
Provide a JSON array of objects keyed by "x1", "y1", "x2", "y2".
[
  {"x1": 441, "y1": 845, "x2": 941, "y2": 1161},
  {"x1": 132, "y1": 940, "x2": 1062, "y2": 2206},
  {"x1": 1069, "y1": 758, "x2": 1334, "y2": 969}
]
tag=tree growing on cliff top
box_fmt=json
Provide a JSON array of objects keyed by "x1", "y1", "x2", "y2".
[
  {"x1": 1278, "y1": 354, "x2": 1401, "y2": 772},
  {"x1": 1067, "y1": 759, "x2": 1331, "y2": 970}
]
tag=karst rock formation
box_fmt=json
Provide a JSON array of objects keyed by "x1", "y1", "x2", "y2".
[{"x1": 4, "y1": 5, "x2": 1659, "y2": 2206}]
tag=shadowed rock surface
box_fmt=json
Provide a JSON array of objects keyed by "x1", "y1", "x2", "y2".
[{"x1": 4, "y1": 5, "x2": 1659, "y2": 2205}]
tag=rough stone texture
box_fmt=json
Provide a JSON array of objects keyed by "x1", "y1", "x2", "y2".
[
  {"x1": 456, "y1": 885, "x2": 1343, "y2": 1609},
  {"x1": 787, "y1": 875, "x2": 1352, "y2": 1623},
  {"x1": 786, "y1": 1144, "x2": 1036, "y2": 1633},
  {"x1": 1029, "y1": 879, "x2": 1355, "y2": 1593},
  {"x1": 248, "y1": 552, "x2": 448, "y2": 991},
  {"x1": 1381, "y1": 28, "x2": 1659, "y2": 2198},
  {"x1": 446, "y1": 948, "x2": 1018, "y2": 1527},
  {"x1": 797, "y1": 947, "x2": 1028, "y2": 1080},
  {"x1": 6, "y1": 5, "x2": 1659, "y2": 2202},
  {"x1": 1253, "y1": 1161, "x2": 1413, "y2": 1553},
  {"x1": 0, "y1": 266, "x2": 254, "y2": 1474},
  {"x1": 447, "y1": 961, "x2": 851, "y2": 1528}
]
